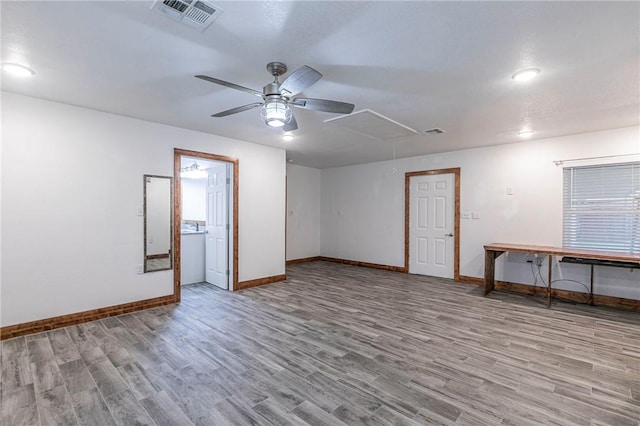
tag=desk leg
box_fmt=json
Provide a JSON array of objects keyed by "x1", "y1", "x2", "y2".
[
  {"x1": 590, "y1": 264, "x2": 594, "y2": 305},
  {"x1": 484, "y1": 250, "x2": 496, "y2": 296},
  {"x1": 547, "y1": 255, "x2": 552, "y2": 308}
]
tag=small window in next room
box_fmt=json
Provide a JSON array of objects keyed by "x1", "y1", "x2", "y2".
[{"x1": 563, "y1": 162, "x2": 640, "y2": 254}]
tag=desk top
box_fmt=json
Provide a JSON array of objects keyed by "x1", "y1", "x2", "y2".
[{"x1": 484, "y1": 243, "x2": 640, "y2": 263}]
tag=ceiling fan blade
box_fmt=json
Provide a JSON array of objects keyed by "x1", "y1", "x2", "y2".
[
  {"x1": 195, "y1": 75, "x2": 263, "y2": 98},
  {"x1": 211, "y1": 102, "x2": 263, "y2": 117},
  {"x1": 279, "y1": 65, "x2": 322, "y2": 96},
  {"x1": 291, "y1": 98, "x2": 355, "y2": 114},
  {"x1": 282, "y1": 113, "x2": 298, "y2": 132}
]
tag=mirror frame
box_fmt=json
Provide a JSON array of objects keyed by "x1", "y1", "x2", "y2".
[{"x1": 143, "y1": 174, "x2": 174, "y2": 273}]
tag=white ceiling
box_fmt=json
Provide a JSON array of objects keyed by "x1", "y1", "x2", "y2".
[{"x1": 2, "y1": 1, "x2": 638, "y2": 169}]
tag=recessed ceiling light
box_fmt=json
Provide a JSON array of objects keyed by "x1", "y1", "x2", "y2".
[
  {"x1": 1, "y1": 63, "x2": 35, "y2": 77},
  {"x1": 511, "y1": 67, "x2": 540, "y2": 82},
  {"x1": 282, "y1": 134, "x2": 294, "y2": 142},
  {"x1": 518, "y1": 129, "x2": 534, "y2": 138}
]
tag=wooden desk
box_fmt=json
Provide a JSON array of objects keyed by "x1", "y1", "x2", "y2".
[{"x1": 484, "y1": 243, "x2": 640, "y2": 307}]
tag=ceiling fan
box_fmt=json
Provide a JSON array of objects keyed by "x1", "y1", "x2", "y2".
[{"x1": 195, "y1": 62, "x2": 355, "y2": 131}]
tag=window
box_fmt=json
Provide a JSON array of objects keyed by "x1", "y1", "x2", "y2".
[{"x1": 563, "y1": 162, "x2": 640, "y2": 254}]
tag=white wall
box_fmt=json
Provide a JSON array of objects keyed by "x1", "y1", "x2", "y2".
[
  {"x1": 181, "y1": 178, "x2": 207, "y2": 222},
  {"x1": 321, "y1": 126, "x2": 640, "y2": 299},
  {"x1": 286, "y1": 164, "x2": 321, "y2": 261},
  {"x1": 1, "y1": 92, "x2": 286, "y2": 326}
]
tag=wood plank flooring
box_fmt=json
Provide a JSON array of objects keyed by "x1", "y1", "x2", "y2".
[{"x1": 2, "y1": 261, "x2": 639, "y2": 425}]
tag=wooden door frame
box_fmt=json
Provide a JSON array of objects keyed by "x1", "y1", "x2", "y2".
[
  {"x1": 405, "y1": 168, "x2": 460, "y2": 281},
  {"x1": 173, "y1": 148, "x2": 239, "y2": 302}
]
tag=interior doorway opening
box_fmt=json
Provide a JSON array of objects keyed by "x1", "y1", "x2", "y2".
[{"x1": 174, "y1": 149, "x2": 239, "y2": 301}]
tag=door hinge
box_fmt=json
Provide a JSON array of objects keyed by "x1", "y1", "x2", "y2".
[
  {"x1": 226, "y1": 178, "x2": 231, "y2": 184},
  {"x1": 226, "y1": 269, "x2": 230, "y2": 276},
  {"x1": 226, "y1": 224, "x2": 230, "y2": 230}
]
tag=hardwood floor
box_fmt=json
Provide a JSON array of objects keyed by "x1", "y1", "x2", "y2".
[{"x1": 2, "y1": 261, "x2": 639, "y2": 425}]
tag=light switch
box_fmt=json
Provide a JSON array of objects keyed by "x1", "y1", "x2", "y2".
[
  {"x1": 472, "y1": 211, "x2": 480, "y2": 219},
  {"x1": 507, "y1": 187, "x2": 513, "y2": 195},
  {"x1": 462, "y1": 211, "x2": 471, "y2": 219},
  {"x1": 137, "y1": 206, "x2": 144, "y2": 216}
]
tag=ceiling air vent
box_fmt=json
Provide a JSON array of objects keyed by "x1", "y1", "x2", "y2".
[
  {"x1": 152, "y1": 0, "x2": 223, "y2": 32},
  {"x1": 423, "y1": 128, "x2": 446, "y2": 135}
]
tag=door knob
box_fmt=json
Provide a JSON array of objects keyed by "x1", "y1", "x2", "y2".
[{"x1": 445, "y1": 233, "x2": 454, "y2": 237}]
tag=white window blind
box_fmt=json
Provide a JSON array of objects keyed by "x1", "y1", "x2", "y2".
[{"x1": 563, "y1": 162, "x2": 640, "y2": 254}]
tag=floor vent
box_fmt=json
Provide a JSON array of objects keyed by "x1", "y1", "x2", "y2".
[{"x1": 151, "y1": 0, "x2": 223, "y2": 32}]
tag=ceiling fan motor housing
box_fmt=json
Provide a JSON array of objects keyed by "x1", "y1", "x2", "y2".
[{"x1": 263, "y1": 82, "x2": 282, "y2": 97}]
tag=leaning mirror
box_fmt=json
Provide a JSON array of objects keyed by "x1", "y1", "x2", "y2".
[{"x1": 144, "y1": 175, "x2": 173, "y2": 272}]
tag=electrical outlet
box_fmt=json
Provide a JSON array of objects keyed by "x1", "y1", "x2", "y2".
[{"x1": 462, "y1": 211, "x2": 471, "y2": 219}]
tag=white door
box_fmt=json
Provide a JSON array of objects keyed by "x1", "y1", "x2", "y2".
[
  {"x1": 205, "y1": 162, "x2": 229, "y2": 289},
  {"x1": 409, "y1": 173, "x2": 455, "y2": 278}
]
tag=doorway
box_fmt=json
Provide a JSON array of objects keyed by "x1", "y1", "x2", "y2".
[
  {"x1": 405, "y1": 168, "x2": 460, "y2": 280},
  {"x1": 174, "y1": 148, "x2": 238, "y2": 301}
]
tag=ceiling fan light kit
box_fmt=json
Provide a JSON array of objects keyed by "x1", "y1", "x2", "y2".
[
  {"x1": 262, "y1": 99, "x2": 292, "y2": 127},
  {"x1": 195, "y1": 62, "x2": 355, "y2": 131}
]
